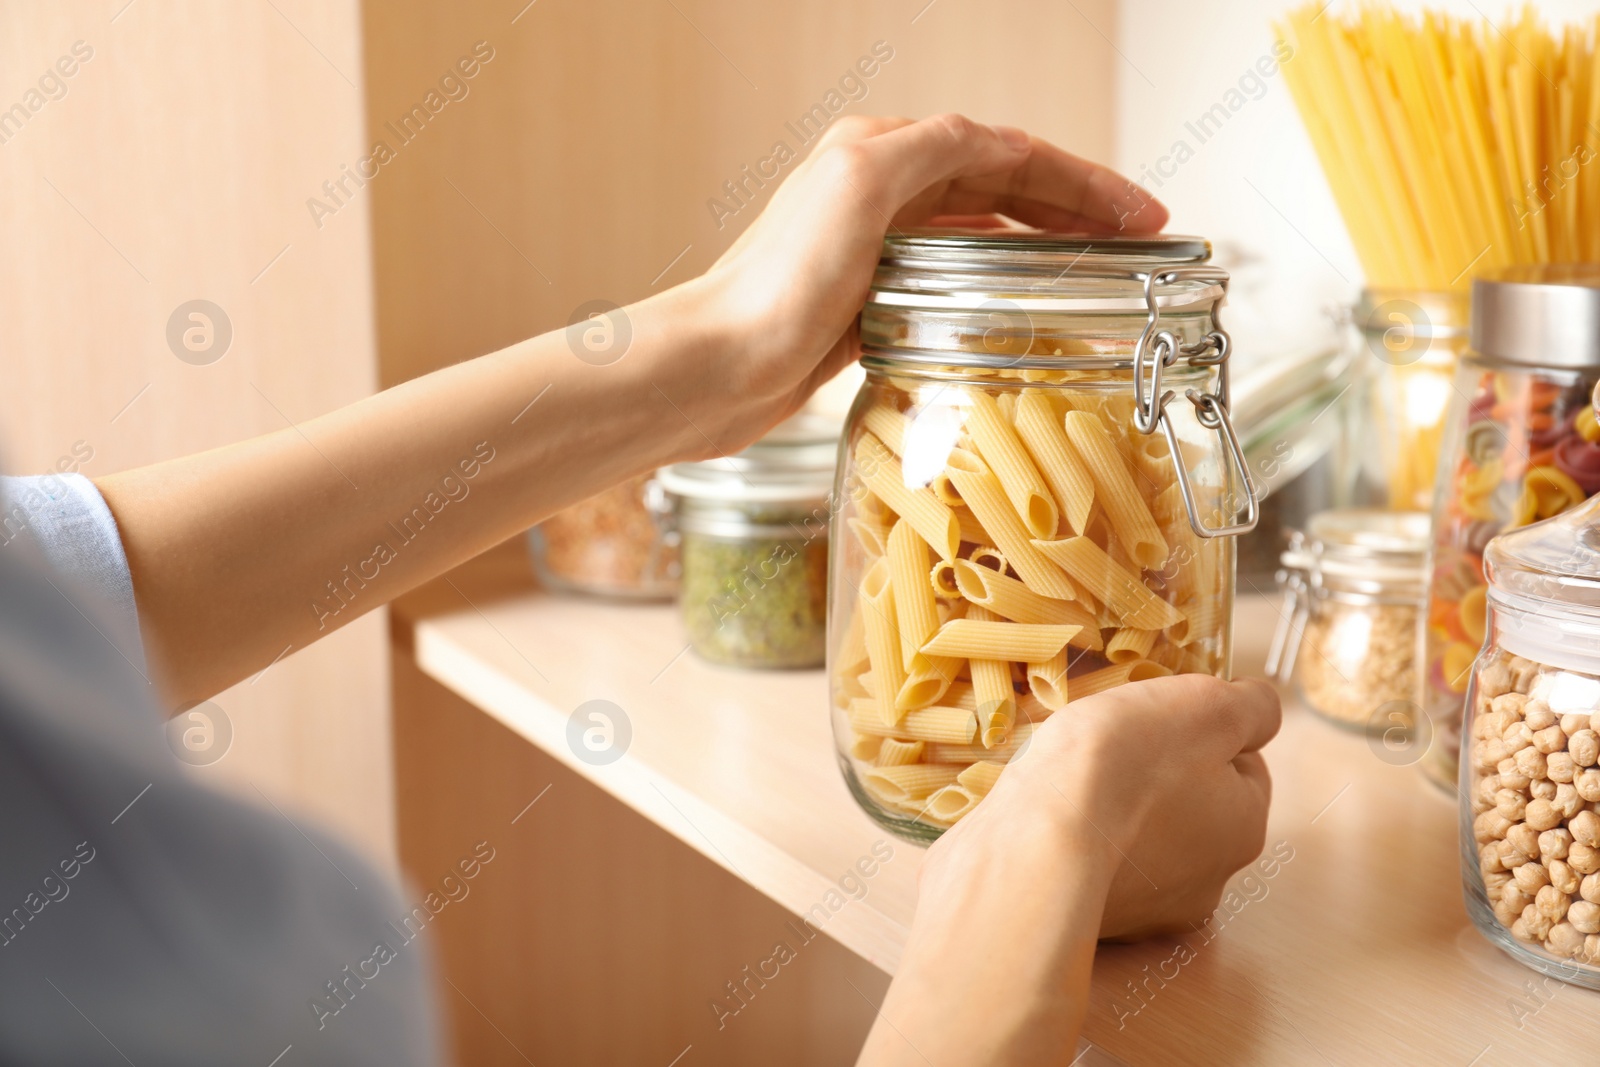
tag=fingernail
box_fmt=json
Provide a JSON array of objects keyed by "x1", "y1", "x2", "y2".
[{"x1": 992, "y1": 125, "x2": 1030, "y2": 151}]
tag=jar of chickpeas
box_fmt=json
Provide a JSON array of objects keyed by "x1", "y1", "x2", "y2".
[
  {"x1": 1463, "y1": 488, "x2": 1600, "y2": 988},
  {"x1": 829, "y1": 232, "x2": 1258, "y2": 842}
]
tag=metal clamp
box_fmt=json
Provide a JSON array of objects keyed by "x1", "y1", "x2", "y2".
[{"x1": 1131, "y1": 267, "x2": 1257, "y2": 539}]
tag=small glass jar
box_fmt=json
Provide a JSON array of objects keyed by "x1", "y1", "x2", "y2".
[
  {"x1": 1353, "y1": 288, "x2": 1468, "y2": 511},
  {"x1": 527, "y1": 474, "x2": 679, "y2": 598},
  {"x1": 1267, "y1": 509, "x2": 1429, "y2": 729},
  {"x1": 829, "y1": 231, "x2": 1258, "y2": 842},
  {"x1": 1461, "y1": 491, "x2": 1600, "y2": 988},
  {"x1": 1424, "y1": 267, "x2": 1600, "y2": 789},
  {"x1": 657, "y1": 416, "x2": 838, "y2": 669}
]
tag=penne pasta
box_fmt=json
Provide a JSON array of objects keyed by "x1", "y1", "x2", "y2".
[
  {"x1": 1013, "y1": 391, "x2": 1097, "y2": 535},
  {"x1": 933, "y1": 473, "x2": 966, "y2": 507},
  {"x1": 944, "y1": 448, "x2": 1078, "y2": 600},
  {"x1": 921, "y1": 618, "x2": 1083, "y2": 662},
  {"x1": 1105, "y1": 627, "x2": 1158, "y2": 664},
  {"x1": 927, "y1": 723, "x2": 1035, "y2": 764},
  {"x1": 957, "y1": 760, "x2": 1006, "y2": 795},
  {"x1": 952, "y1": 504, "x2": 987, "y2": 542},
  {"x1": 1061, "y1": 410, "x2": 1170, "y2": 569},
  {"x1": 862, "y1": 763, "x2": 963, "y2": 803},
  {"x1": 963, "y1": 389, "x2": 1059, "y2": 538},
  {"x1": 848, "y1": 516, "x2": 893, "y2": 559},
  {"x1": 966, "y1": 545, "x2": 1008, "y2": 572},
  {"x1": 849, "y1": 699, "x2": 980, "y2": 743},
  {"x1": 919, "y1": 784, "x2": 982, "y2": 822},
  {"x1": 859, "y1": 557, "x2": 908, "y2": 725},
  {"x1": 897, "y1": 654, "x2": 964, "y2": 711},
  {"x1": 863, "y1": 404, "x2": 909, "y2": 456},
  {"x1": 875, "y1": 738, "x2": 925, "y2": 767},
  {"x1": 1032, "y1": 536, "x2": 1184, "y2": 630},
  {"x1": 888, "y1": 520, "x2": 941, "y2": 670},
  {"x1": 836, "y1": 607, "x2": 869, "y2": 675},
  {"x1": 964, "y1": 606, "x2": 1017, "y2": 749},
  {"x1": 1070, "y1": 659, "x2": 1173, "y2": 701},
  {"x1": 1167, "y1": 597, "x2": 1224, "y2": 647},
  {"x1": 949, "y1": 559, "x2": 1102, "y2": 647},
  {"x1": 855, "y1": 433, "x2": 961, "y2": 560},
  {"x1": 849, "y1": 732, "x2": 884, "y2": 761},
  {"x1": 1027, "y1": 647, "x2": 1070, "y2": 711},
  {"x1": 930, "y1": 559, "x2": 962, "y2": 599}
]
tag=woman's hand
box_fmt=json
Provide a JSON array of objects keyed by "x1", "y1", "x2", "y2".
[
  {"x1": 677, "y1": 114, "x2": 1167, "y2": 455},
  {"x1": 859, "y1": 676, "x2": 1279, "y2": 1067}
]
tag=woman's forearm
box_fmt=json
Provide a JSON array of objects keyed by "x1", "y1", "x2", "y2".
[
  {"x1": 858, "y1": 817, "x2": 1113, "y2": 1066},
  {"x1": 97, "y1": 278, "x2": 736, "y2": 705}
]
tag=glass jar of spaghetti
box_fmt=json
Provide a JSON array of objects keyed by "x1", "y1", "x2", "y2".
[
  {"x1": 829, "y1": 232, "x2": 1258, "y2": 842},
  {"x1": 1423, "y1": 267, "x2": 1600, "y2": 790},
  {"x1": 1353, "y1": 289, "x2": 1468, "y2": 512}
]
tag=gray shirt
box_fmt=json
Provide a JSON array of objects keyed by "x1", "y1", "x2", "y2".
[{"x1": 0, "y1": 475, "x2": 444, "y2": 1065}]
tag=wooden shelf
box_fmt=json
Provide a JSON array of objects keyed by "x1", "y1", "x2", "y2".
[{"x1": 414, "y1": 590, "x2": 1600, "y2": 1063}]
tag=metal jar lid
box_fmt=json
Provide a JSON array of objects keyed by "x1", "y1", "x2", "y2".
[
  {"x1": 1471, "y1": 265, "x2": 1600, "y2": 369},
  {"x1": 655, "y1": 414, "x2": 839, "y2": 537},
  {"x1": 868, "y1": 230, "x2": 1218, "y2": 314},
  {"x1": 1280, "y1": 509, "x2": 1431, "y2": 596}
]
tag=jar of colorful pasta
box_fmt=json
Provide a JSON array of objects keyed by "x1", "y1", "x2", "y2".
[
  {"x1": 829, "y1": 231, "x2": 1258, "y2": 842},
  {"x1": 658, "y1": 415, "x2": 838, "y2": 669},
  {"x1": 1423, "y1": 267, "x2": 1600, "y2": 790},
  {"x1": 1462, "y1": 490, "x2": 1600, "y2": 987}
]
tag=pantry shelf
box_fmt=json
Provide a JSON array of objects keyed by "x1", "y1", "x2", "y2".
[{"x1": 411, "y1": 587, "x2": 1600, "y2": 1063}]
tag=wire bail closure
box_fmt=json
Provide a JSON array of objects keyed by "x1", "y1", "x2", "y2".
[{"x1": 1131, "y1": 267, "x2": 1257, "y2": 539}]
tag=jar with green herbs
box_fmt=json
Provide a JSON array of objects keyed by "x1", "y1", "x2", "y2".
[{"x1": 657, "y1": 416, "x2": 839, "y2": 669}]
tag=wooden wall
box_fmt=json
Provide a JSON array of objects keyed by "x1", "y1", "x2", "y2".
[{"x1": 0, "y1": 1, "x2": 393, "y2": 865}]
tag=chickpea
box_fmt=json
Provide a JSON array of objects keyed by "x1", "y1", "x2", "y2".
[
  {"x1": 1497, "y1": 838, "x2": 1531, "y2": 869},
  {"x1": 1569, "y1": 842, "x2": 1600, "y2": 876},
  {"x1": 1498, "y1": 692, "x2": 1534, "y2": 721},
  {"x1": 1568, "y1": 900, "x2": 1600, "y2": 935},
  {"x1": 1562, "y1": 712, "x2": 1590, "y2": 737},
  {"x1": 1556, "y1": 784, "x2": 1586, "y2": 819},
  {"x1": 1517, "y1": 746, "x2": 1549, "y2": 780},
  {"x1": 1539, "y1": 827, "x2": 1573, "y2": 861},
  {"x1": 1475, "y1": 809, "x2": 1514, "y2": 843},
  {"x1": 1495, "y1": 789, "x2": 1528, "y2": 821},
  {"x1": 1498, "y1": 759, "x2": 1533, "y2": 791},
  {"x1": 1586, "y1": 934, "x2": 1600, "y2": 964},
  {"x1": 1485, "y1": 869, "x2": 1513, "y2": 896},
  {"x1": 1570, "y1": 810, "x2": 1600, "y2": 848},
  {"x1": 1583, "y1": 873, "x2": 1600, "y2": 904},
  {"x1": 1509, "y1": 657, "x2": 1541, "y2": 692},
  {"x1": 1495, "y1": 899, "x2": 1522, "y2": 927},
  {"x1": 1578, "y1": 769, "x2": 1600, "y2": 803},
  {"x1": 1503, "y1": 884, "x2": 1534, "y2": 912},
  {"x1": 1571, "y1": 730, "x2": 1600, "y2": 768},
  {"x1": 1519, "y1": 698, "x2": 1553, "y2": 729},
  {"x1": 1474, "y1": 710, "x2": 1503, "y2": 741},
  {"x1": 1480, "y1": 660, "x2": 1513, "y2": 698},
  {"x1": 1549, "y1": 859, "x2": 1581, "y2": 895},
  {"x1": 1505, "y1": 722, "x2": 1536, "y2": 756},
  {"x1": 1517, "y1": 903, "x2": 1554, "y2": 941},
  {"x1": 1515, "y1": 860, "x2": 1553, "y2": 894},
  {"x1": 1535, "y1": 725, "x2": 1568, "y2": 755},
  {"x1": 1548, "y1": 752, "x2": 1578, "y2": 784},
  {"x1": 1536, "y1": 883, "x2": 1570, "y2": 921},
  {"x1": 1507, "y1": 822, "x2": 1540, "y2": 858},
  {"x1": 1590, "y1": 711, "x2": 1600, "y2": 735},
  {"x1": 1525, "y1": 798, "x2": 1563, "y2": 832},
  {"x1": 1548, "y1": 921, "x2": 1586, "y2": 958},
  {"x1": 1474, "y1": 740, "x2": 1507, "y2": 770}
]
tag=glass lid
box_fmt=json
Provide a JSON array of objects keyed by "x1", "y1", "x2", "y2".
[
  {"x1": 1281, "y1": 509, "x2": 1430, "y2": 589},
  {"x1": 1486, "y1": 495, "x2": 1600, "y2": 610}
]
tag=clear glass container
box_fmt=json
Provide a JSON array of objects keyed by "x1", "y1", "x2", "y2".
[
  {"x1": 658, "y1": 416, "x2": 838, "y2": 669},
  {"x1": 1267, "y1": 509, "x2": 1429, "y2": 729},
  {"x1": 1354, "y1": 289, "x2": 1468, "y2": 511},
  {"x1": 1424, "y1": 267, "x2": 1600, "y2": 789},
  {"x1": 527, "y1": 474, "x2": 679, "y2": 599},
  {"x1": 1461, "y1": 491, "x2": 1600, "y2": 988},
  {"x1": 829, "y1": 231, "x2": 1258, "y2": 843}
]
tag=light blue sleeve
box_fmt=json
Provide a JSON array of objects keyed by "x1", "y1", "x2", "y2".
[{"x1": 0, "y1": 472, "x2": 147, "y2": 671}]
